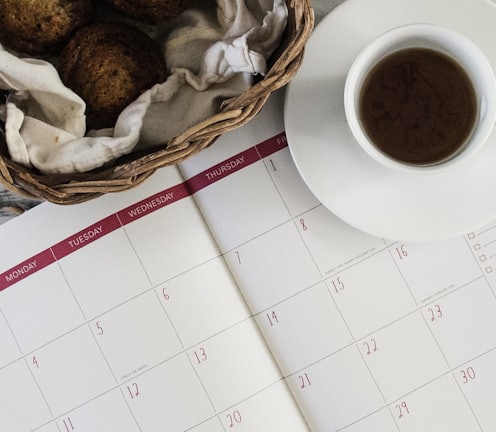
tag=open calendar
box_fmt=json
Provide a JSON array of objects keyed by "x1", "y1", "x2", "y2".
[{"x1": 1, "y1": 90, "x2": 496, "y2": 432}]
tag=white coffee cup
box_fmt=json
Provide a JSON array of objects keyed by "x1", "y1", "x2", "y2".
[{"x1": 344, "y1": 24, "x2": 496, "y2": 174}]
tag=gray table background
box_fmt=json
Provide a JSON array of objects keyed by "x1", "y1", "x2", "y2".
[{"x1": 0, "y1": 0, "x2": 345, "y2": 225}]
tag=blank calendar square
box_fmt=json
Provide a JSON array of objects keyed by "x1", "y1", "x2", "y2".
[
  {"x1": 361, "y1": 313, "x2": 448, "y2": 402},
  {"x1": 192, "y1": 163, "x2": 291, "y2": 252},
  {"x1": 0, "y1": 266, "x2": 85, "y2": 353},
  {"x1": 90, "y1": 290, "x2": 182, "y2": 381},
  {"x1": 329, "y1": 251, "x2": 417, "y2": 340},
  {"x1": 0, "y1": 360, "x2": 51, "y2": 432},
  {"x1": 123, "y1": 354, "x2": 214, "y2": 432},
  {"x1": 422, "y1": 279, "x2": 496, "y2": 367},
  {"x1": 262, "y1": 148, "x2": 320, "y2": 217},
  {"x1": 0, "y1": 310, "x2": 20, "y2": 367},
  {"x1": 217, "y1": 382, "x2": 309, "y2": 431},
  {"x1": 124, "y1": 197, "x2": 219, "y2": 286},
  {"x1": 225, "y1": 222, "x2": 321, "y2": 313},
  {"x1": 289, "y1": 345, "x2": 384, "y2": 431},
  {"x1": 255, "y1": 282, "x2": 353, "y2": 375},
  {"x1": 296, "y1": 205, "x2": 385, "y2": 276},
  {"x1": 59, "y1": 230, "x2": 151, "y2": 319},
  {"x1": 390, "y1": 374, "x2": 481, "y2": 432},
  {"x1": 29, "y1": 326, "x2": 116, "y2": 416},
  {"x1": 189, "y1": 320, "x2": 282, "y2": 411},
  {"x1": 391, "y1": 238, "x2": 481, "y2": 304},
  {"x1": 158, "y1": 258, "x2": 250, "y2": 347}
]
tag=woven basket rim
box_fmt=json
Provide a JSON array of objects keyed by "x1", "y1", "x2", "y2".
[{"x1": 0, "y1": 0, "x2": 314, "y2": 204}]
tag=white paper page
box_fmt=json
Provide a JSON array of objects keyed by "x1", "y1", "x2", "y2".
[
  {"x1": 0, "y1": 166, "x2": 308, "y2": 432},
  {"x1": 179, "y1": 89, "x2": 496, "y2": 432}
]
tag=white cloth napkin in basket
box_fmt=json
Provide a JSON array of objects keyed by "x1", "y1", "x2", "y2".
[{"x1": 0, "y1": 0, "x2": 288, "y2": 174}]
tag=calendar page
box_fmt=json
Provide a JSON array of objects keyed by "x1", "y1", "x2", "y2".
[
  {"x1": 2, "y1": 88, "x2": 496, "y2": 432},
  {"x1": 179, "y1": 90, "x2": 496, "y2": 432},
  {"x1": 0, "y1": 166, "x2": 308, "y2": 431}
]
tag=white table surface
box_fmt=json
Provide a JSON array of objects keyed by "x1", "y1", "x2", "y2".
[{"x1": 0, "y1": 0, "x2": 345, "y2": 225}]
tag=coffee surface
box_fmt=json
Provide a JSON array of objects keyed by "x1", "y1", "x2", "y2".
[{"x1": 359, "y1": 48, "x2": 477, "y2": 165}]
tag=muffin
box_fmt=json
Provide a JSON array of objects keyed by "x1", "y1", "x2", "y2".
[
  {"x1": 106, "y1": 0, "x2": 192, "y2": 22},
  {"x1": 0, "y1": 0, "x2": 94, "y2": 55},
  {"x1": 58, "y1": 21, "x2": 168, "y2": 130}
]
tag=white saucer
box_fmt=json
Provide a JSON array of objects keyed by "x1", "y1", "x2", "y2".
[{"x1": 284, "y1": 0, "x2": 496, "y2": 242}]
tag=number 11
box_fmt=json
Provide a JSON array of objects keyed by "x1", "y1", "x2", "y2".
[{"x1": 62, "y1": 417, "x2": 74, "y2": 431}]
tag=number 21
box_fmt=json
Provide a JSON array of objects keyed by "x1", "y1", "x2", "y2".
[{"x1": 298, "y1": 372, "x2": 311, "y2": 389}]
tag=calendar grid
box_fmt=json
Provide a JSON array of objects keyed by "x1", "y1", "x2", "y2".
[
  {"x1": 246, "y1": 199, "x2": 494, "y2": 430},
  {"x1": 23, "y1": 310, "x2": 281, "y2": 432},
  {"x1": 182, "y1": 115, "x2": 496, "y2": 430},
  {"x1": 268, "y1": 271, "x2": 485, "y2": 379},
  {"x1": 0, "y1": 248, "x2": 234, "y2": 370},
  {"x1": 329, "y1": 347, "x2": 496, "y2": 432},
  {"x1": 3, "y1": 115, "x2": 496, "y2": 431}
]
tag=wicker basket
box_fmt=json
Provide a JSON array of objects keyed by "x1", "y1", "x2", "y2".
[{"x1": 0, "y1": 0, "x2": 314, "y2": 205}]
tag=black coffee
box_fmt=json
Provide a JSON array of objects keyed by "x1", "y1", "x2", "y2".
[{"x1": 359, "y1": 48, "x2": 477, "y2": 165}]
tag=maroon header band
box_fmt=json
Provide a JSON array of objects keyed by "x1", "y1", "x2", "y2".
[{"x1": 0, "y1": 132, "x2": 287, "y2": 291}]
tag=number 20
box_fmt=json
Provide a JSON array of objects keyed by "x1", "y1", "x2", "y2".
[
  {"x1": 298, "y1": 372, "x2": 311, "y2": 389},
  {"x1": 227, "y1": 410, "x2": 242, "y2": 428}
]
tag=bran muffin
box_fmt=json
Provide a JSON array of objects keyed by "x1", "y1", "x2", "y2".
[
  {"x1": 0, "y1": 0, "x2": 94, "y2": 55},
  {"x1": 106, "y1": 0, "x2": 192, "y2": 22},
  {"x1": 58, "y1": 21, "x2": 168, "y2": 130}
]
